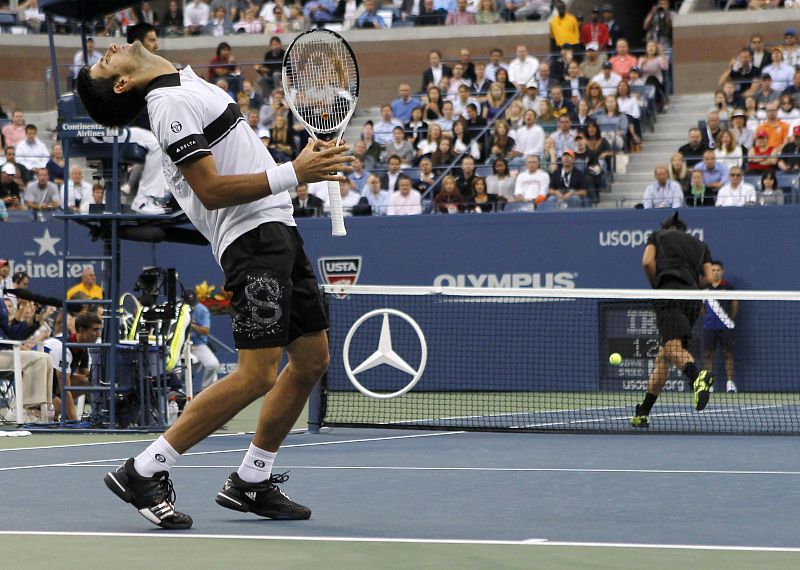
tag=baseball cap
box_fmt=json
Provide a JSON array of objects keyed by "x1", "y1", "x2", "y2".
[
  {"x1": 585, "y1": 41, "x2": 599, "y2": 51},
  {"x1": 602, "y1": 61, "x2": 612, "y2": 69},
  {"x1": 0, "y1": 163, "x2": 15, "y2": 176},
  {"x1": 756, "y1": 129, "x2": 768, "y2": 137},
  {"x1": 731, "y1": 108, "x2": 746, "y2": 118},
  {"x1": 525, "y1": 79, "x2": 538, "y2": 89},
  {"x1": 629, "y1": 66, "x2": 641, "y2": 74},
  {"x1": 794, "y1": 125, "x2": 800, "y2": 136},
  {"x1": 786, "y1": 27, "x2": 797, "y2": 36},
  {"x1": 0, "y1": 259, "x2": 7, "y2": 267},
  {"x1": 562, "y1": 149, "x2": 576, "y2": 157}
]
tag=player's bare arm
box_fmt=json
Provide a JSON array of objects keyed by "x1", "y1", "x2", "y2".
[
  {"x1": 698, "y1": 262, "x2": 714, "y2": 289},
  {"x1": 642, "y1": 244, "x2": 657, "y2": 286},
  {"x1": 179, "y1": 140, "x2": 352, "y2": 210}
]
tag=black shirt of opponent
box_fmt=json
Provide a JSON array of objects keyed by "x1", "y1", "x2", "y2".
[{"x1": 646, "y1": 229, "x2": 712, "y2": 290}]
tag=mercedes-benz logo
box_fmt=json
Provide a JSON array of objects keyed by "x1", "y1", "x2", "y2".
[{"x1": 343, "y1": 309, "x2": 427, "y2": 400}]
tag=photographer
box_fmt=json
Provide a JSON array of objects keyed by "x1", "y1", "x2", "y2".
[{"x1": 643, "y1": 0, "x2": 673, "y2": 49}]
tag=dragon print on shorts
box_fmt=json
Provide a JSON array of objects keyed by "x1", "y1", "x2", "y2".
[{"x1": 231, "y1": 273, "x2": 284, "y2": 338}]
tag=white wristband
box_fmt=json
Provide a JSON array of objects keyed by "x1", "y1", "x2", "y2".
[{"x1": 266, "y1": 162, "x2": 298, "y2": 195}]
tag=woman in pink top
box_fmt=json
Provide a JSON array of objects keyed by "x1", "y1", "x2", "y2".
[{"x1": 638, "y1": 40, "x2": 670, "y2": 112}]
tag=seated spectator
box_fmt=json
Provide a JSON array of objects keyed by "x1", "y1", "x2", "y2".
[
  {"x1": 730, "y1": 109, "x2": 754, "y2": 150},
  {"x1": 162, "y1": 0, "x2": 184, "y2": 37},
  {"x1": 720, "y1": 48, "x2": 756, "y2": 94},
  {"x1": 685, "y1": 169, "x2": 714, "y2": 207},
  {"x1": 508, "y1": 45, "x2": 540, "y2": 92},
  {"x1": 45, "y1": 143, "x2": 65, "y2": 187},
  {"x1": 592, "y1": 95, "x2": 628, "y2": 151},
  {"x1": 506, "y1": 100, "x2": 527, "y2": 130},
  {"x1": 485, "y1": 48, "x2": 508, "y2": 82},
  {"x1": 716, "y1": 167, "x2": 756, "y2": 206},
  {"x1": 783, "y1": 27, "x2": 800, "y2": 67},
  {"x1": 413, "y1": 157, "x2": 438, "y2": 196},
  {"x1": 374, "y1": 106, "x2": 405, "y2": 147},
  {"x1": 694, "y1": 150, "x2": 729, "y2": 194},
  {"x1": 62, "y1": 165, "x2": 93, "y2": 213},
  {"x1": 292, "y1": 183, "x2": 322, "y2": 218},
  {"x1": 380, "y1": 155, "x2": 404, "y2": 193},
  {"x1": 348, "y1": 156, "x2": 371, "y2": 193},
  {"x1": 436, "y1": 101, "x2": 457, "y2": 135},
  {"x1": 446, "y1": 0, "x2": 475, "y2": 25},
  {"x1": 464, "y1": 104, "x2": 487, "y2": 143},
  {"x1": 267, "y1": 115, "x2": 295, "y2": 162},
  {"x1": 668, "y1": 152, "x2": 691, "y2": 193},
  {"x1": 476, "y1": 0, "x2": 501, "y2": 24},
  {"x1": 642, "y1": 165, "x2": 683, "y2": 209},
  {"x1": 451, "y1": 85, "x2": 477, "y2": 120},
  {"x1": 562, "y1": 61, "x2": 588, "y2": 103},
  {"x1": 778, "y1": 94, "x2": 800, "y2": 122},
  {"x1": 758, "y1": 101, "x2": 790, "y2": 149},
  {"x1": 537, "y1": 99, "x2": 558, "y2": 128},
  {"x1": 241, "y1": 80, "x2": 264, "y2": 111},
  {"x1": 255, "y1": 36, "x2": 285, "y2": 99},
  {"x1": 747, "y1": 129, "x2": 779, "y2": 173},
  {"x1": 638, "y1": 40, "x2": 670, "y2": 112},
  {"x1": 488, "y1": 119, "x2": 516, "y2": 161},
  {"x1": 545, "y1": 150, "x2": 588, "y2": 209},
  {"x1": 486, "y1": 157, "x2": 516, "y2": 201},
  {"x1": 584, "y1": 82, "x2": 606, "y2": 114},
  {"x1": 783, "y1": 70, "x2": 800, "y2": 107},
  {"x1": 434, "y1": 175, "x2": 465, "y2": 213},
  {"x1": 1, "y1": 111, "x2": 26, "y2": 149},
  {"x1": 360, "y1": 175, "x2": 388, "y2": 215},
  {"x1": 0, "y1": 163, "x2": 23, "y2": 211},
  {"x1": 591, "y1": 62, "x2": 622, "y2": 96},
  {"x1": 356, "y1": 0, "x2": 387, "y2": 28},
  {"x1": 387, "y1": 175, "x2": 422, "y2": 215},
  {"x1": 423, "y1": 86, "x2": 444, "y2": 122},
  {"x1": 512, "y1": 155, "x2": 550, "y2": 203},
  {"x1": 431, "y1": 137, "x2": 456, "y2": 171},
  {"x1": 610, "y1": 39, "x2": 637, "y2": 81},
  {"x1": 455, "y1": 155, "x2": 478, "y2": 200},
  {"x1": 758, "y1": 171, "x2": 784, "y2": 205},
  {"x1": 714, "y1": 130, "x2": 744, "y2": 170},
  {"x1": 404, "y1": 107, "x2": 428, "y2": 147},
  {"x1": 184, "y1": 0, "x2": 211, "y2": 36},
  {"x1": 511, "y1": 110, "x2": 546, "y2": 160},
  {"x1": 551, "y1": 115, "x2": 576, "y2": 157},
  {"x1": 575, "y1": 99, "x2": 592, "y2": 128},
  {"x1": 15, "y1": 125, "x2": 49, "y2": 173},
  {"x1": 392, "y1": 84, "x2": 422, "y2": 124},
  {"x1": 381, "y1": 126, "x2": 416, "y2": 167},
  {"x1": 361, "y1": 122, "x2": 384, "y2": 165},
  {"x1": 778, "y1": 125, "x2": 800, "y2": 171},
  {"x1": 763, "y1": 48, "x2": 794, "y2": 92},
  {"x1": 580, "y1": 7, "x2": 610, "y2": 52},
  {"x1": 208, "y1": 42, "x2": 241, "y2": 94},
  {"x1": 67, "y1": 266, "x2": 103, "y2": 300},
  {"x1": 753, "y1": 74, "x2": 779, "y2": 107},
  {"x1": 678, "y1": 127, "x2": 709, "y2": 169},
  {"x1": 80, "y1": 183, "x2": 105, "y2": 214},
  {"x1": 233, "y1": 6, "x2": 264, "y2": 34},
  {"x1": 574, "y1": 131, "x2": 608, "y2": 193},
  {"x1": 520, "y1": 83, "x2": 542, "y2": 114},
  {"x1": 721, "y1": 80, "x2": 745, "y2": 110},
  {"x1": 421, "y1": 50, "x2": 452, "y2": 93},
  {"x1": 580, "y1": 43, "x2": 607, "y2": 80},
  {"x1": 616, "y1": 81, "x2": 641, "y2": 149},
  {"x1": 496, "y1": 68, "x2": 517, "y2": 97},
  {"x1": 452, "y1": 120, "x2": 481, "y2": 161},
  {"x1": 468, "y1": 177, "x2": 499, "y2": 213},
  {"x1": 541, "y1": 137, "x2": 559, "y2": 173},
  {"x1": 417, "y1": 123, "x2": 442, "y2": 159},
  {"x1": 206, "y1": 6, "x2": 233, "y2": 36},
  {"x1": 24, "y1": 169, "x2": 59, "y2": 215},
  {"x1": 701, "y1": 110, "x2": 723, "y2": 150}
]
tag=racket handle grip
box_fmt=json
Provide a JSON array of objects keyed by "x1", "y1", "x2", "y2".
[{"x1": 327, "y1": 180, "x2": 347, "y2": 237}]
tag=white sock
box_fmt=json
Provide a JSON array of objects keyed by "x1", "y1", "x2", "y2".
[
  {"x1": 237, "y1": 443, "x2": 276, "y2": 483},
  {"x1": 133, "y1": 436, "x2": 181, "y2": 478}
]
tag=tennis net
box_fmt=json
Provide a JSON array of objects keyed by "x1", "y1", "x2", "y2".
[{"x1": 316, "y1": 285, "x2": 800, "y2": 434}]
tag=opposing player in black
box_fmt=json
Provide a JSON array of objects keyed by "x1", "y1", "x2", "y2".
[
  {"x1": 631, "y1": 212, "x2": 715, "y2": 428},
  {"x1": 77, "y1": 42, "x2": 351, "y2": 529}
]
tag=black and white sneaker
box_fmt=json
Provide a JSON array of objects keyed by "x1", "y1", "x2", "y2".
[
  {"x1": 215, "y1": 471, "x2": 311, "y2": 520},
  {"x1": 104, "y1": 458, "x2": 193, "y2": 529}
]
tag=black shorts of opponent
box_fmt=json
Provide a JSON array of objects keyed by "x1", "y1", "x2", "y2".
[
  {"x1": 653, "y1": 280, "x2": 701, "y2": 348},
  {"x1": 221, "y1": 222, "x2": 328, "y2": 349}
]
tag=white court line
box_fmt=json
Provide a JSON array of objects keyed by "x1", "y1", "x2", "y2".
[
  {"x1": 0, "y1": 431, "x2": 465, "y2": 472},
  {"x1": 42, "y1": 464, "x2": 800, "y2": 476},
  {"x1": 0, "y1": 531, "x2": 798, "y2": 553}
]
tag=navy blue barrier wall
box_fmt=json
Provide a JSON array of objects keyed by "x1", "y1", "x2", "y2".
[{"x1": 1, "y1": 207, "x2": 798, "y2": 375}]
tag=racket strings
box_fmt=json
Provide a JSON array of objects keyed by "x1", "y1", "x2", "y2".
[{"x1": 284, "y1": 35, "x2": 358, "y2": 133}]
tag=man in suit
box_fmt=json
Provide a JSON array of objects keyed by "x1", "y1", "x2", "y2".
[
  {"x1": 292, "y1": 183, "x2": 323, "y2": 217},
  {"x1": 379, "y1": 155, "x2": 404, "y2": 194},
  {"x1": 421, "y1": 50, "x2": 453, "y2": 93}
]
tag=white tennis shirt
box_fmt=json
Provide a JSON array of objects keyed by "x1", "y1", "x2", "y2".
[{"x1": 145, "y1": 66, "x2": 294, "y2": 264}]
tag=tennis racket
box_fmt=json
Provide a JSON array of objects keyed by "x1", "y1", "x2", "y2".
[{"x1": 282, "y1": 29, "x2": 359, "y2": 237}]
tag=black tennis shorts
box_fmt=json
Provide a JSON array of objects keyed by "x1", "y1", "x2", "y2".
[
  {"x1": 704, "y1": 328, "x2": 735, "y2": 352},
  {"x1": 653, "y1": 299, "x2": 701, "y2": 348},
  {"x1": 220, "y1": 222, "x2": 328, "y2": 349}
]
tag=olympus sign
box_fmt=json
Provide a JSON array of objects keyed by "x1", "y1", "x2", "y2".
[
  {"x1": 598, "y1": 228, "x2": 704, "y2": 248},
  {"x1": 433, "y1": 272, "x2": 577, "y2": 289}
]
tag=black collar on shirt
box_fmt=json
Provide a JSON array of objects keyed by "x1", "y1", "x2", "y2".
[{"x1": 144, "y1": 72, "x2": 181, "y2": 96}]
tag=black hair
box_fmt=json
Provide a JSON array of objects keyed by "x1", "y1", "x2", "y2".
[
  {"x1": 216, "y1": 42, "x2": 232, "y2": 57},
  {"x1": 492, "y1": 156, "x2": 508, "y2": 174},
  {"x1": 761, "y1": 171, "x2": 777, "y2": 189},
  {"x1": 11, "y1": 271, "x2": 28, "y2": 283},
  {"x1": 25, "y1": 124, "x2": 36, "y2": 132},
  {"x1": 712, "y1": 260, "x2": 725, "y2": 269},
  {"x1": 75, "y1": 312, "x2": 102, "y2": 332},
  {"x1": 127, "y1": 22, "x2": 156, "y2": 45},
  {"x1": 76, "y1": 66, "x2": 147, "y2": 128},
  {"x1": 660, "y1": 211, "x2": 688, "y2": 232}
]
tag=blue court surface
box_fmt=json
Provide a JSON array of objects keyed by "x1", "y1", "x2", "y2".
[{"x1": 2, "y1": 429, "x2": 800, "y2": 569}]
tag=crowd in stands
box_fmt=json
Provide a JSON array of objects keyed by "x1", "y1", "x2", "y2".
[{"x1": 642, "y1": 28, "x2": 800, "y2": 209}]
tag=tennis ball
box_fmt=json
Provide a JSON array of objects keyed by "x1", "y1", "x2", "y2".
[{"x1": 609, "y1": 353, "x2": 622, "y2": 366}]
